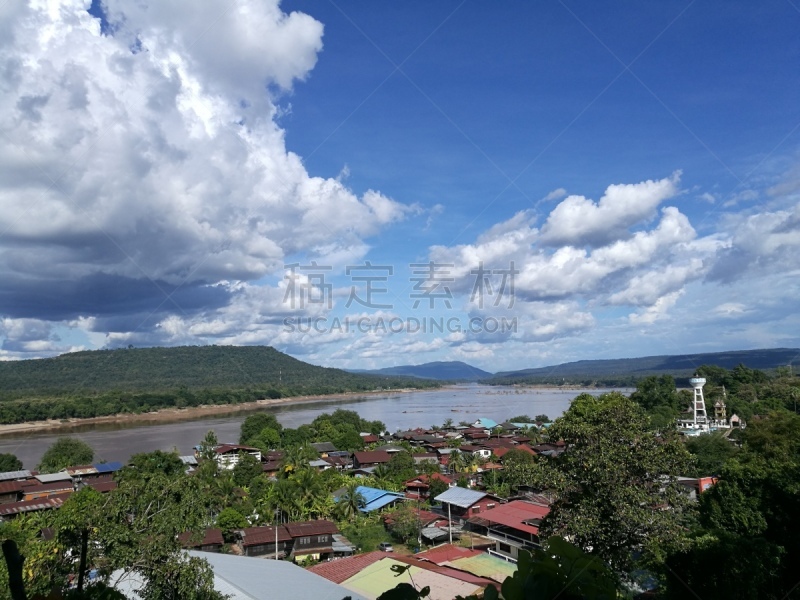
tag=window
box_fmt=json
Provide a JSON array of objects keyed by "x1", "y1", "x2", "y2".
[
  {"x1": 472, "y1": 506, "x2": 480, "y2": 514},
  {"x1": 487, "y1": 503, "x2": 496, "y2": 509},
  {"x1": 499, "y1": 543, "x2": 511, "y2": 553},
  {"x1": 299, "y1": 537, "x2": 311, "y2": 545},
  {"x1": 317, "y1": 535, "x2": 328, "y2": 543}
]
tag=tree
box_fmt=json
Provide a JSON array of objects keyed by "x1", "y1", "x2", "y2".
[
  {"x1": 386, "y1": 451, "x2": 416, "y2": 482},
  {"x1": 630, "y1": 375, "x2": 681, "y2": 412},
  {"x1": 125, "y1": 450, "x2": 185, "y2": 478},
  {"x1": 685, "y1": 432, "x2": 738, "y2": 476},
  {"x1": 427, "y1": 477, "x2": 448, "y2": 501},
  {"x1": 197, "y1": 430, "x2": 218, "y2": 462},
  {"x1": 240, "y1": 413, "x2": 282, "y2": 444},
  {"x1": 387, "y1": 504, "x2": 422, "y2": 544},
  {"x1": 38, "y1": 437, "x2": 95, "y2": 473},
  {"x1": 0, "y1": 453, "x2": 22, "y2": 472},
  {"x1": 540, "y1": 392, "x2": 692, "y2": 573},
  {"x1": 338, "y1": 480, "x2": 366, "y2": 522},
  {"x1": 232, "y1": 452, "x2": 263, "y2": 488},
  {"x1": 216, "y1": 507, "x2": 248, "y2": 542}
]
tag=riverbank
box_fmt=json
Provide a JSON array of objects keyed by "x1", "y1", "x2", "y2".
[{"x1": 0, "y1": 388, "x2": 424, "y2": 438}]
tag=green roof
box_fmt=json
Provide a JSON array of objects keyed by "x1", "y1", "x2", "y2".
[{"x1": 450, "y1": 553, "x2": 517, "y2": 583}]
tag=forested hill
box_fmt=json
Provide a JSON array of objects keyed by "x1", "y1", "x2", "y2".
[
  {"x1": 0, "y1": 346, "x2": 436, "y2": 397},
  {"x1": 486, "y1": 347, "x2": 800, "y2": 386}
]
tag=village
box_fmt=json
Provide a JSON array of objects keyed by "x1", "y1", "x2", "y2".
[{"x1": 0, "y1": 409, "x2": 718, "y2": 600}]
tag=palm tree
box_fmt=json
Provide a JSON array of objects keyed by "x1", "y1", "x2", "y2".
[
  {"x1": 442, "y1": 418, "x2": 454, "y2": 430},
  {"x1": 338, "y1": 480, "x2": 366, "y2": 523},
  {"x1": 448, "y1": 450, "x2": 466, "y2": 475}
]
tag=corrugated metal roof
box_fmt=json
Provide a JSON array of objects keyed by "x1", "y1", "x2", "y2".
[
  {"x1": 186, "y1": 550, "x2": 368, "y2": 600},
  {"x1": 35, "y1": 472, "x2": 72, "y2": 483},
  {"x1": 0, "y1": 470, "x2": 31, "y2": 481},
  {"x1": 285, "y1": 520, "x2": 339, "y2": 538},
  {"x1": 434, "y1": 487, "x2": 487, "y2": 509},
  {"x1": 94, "y1": 461, "x2": 124, "y2": 473}
]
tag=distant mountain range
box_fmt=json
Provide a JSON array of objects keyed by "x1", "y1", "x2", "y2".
[
  {"x1": 350, "y1": 361, "x2": 494, "y2": 381},
  {"x1": 351, "y1": 348, "x2": 800, "y2": 384},
  {"x1": 487, "y1": 347, "x2": 800, "y2": 384}
]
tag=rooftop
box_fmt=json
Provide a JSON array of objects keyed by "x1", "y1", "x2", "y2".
[{"x1": 434, "y1": 487, "x2": 487, "y2": 509}]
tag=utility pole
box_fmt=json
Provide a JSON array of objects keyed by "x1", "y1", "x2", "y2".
[{"x1": 448, "y1": 502, "x2": 452, "y2": 545}]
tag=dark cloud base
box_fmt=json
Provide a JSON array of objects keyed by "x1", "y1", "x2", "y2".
[{"x1": 0, "y1": 272, "x2": 231, "y2": 322}]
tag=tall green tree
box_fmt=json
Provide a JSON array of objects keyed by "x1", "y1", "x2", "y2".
[
  {"x1": 337, "y1": 480, "x2": 366, "y2": 522},
  {"x1": 540, "y1": 392, "x2": 692, "y2": 573},
  {"x1": 232, "y1": 452, "x2": 263, "y2": 488},
  {"x1": 239, "y1": 413, "x2": 282, "y2": 445},
  {"x1": 38, "y1": 437, "x2": 95, "y2": 473}
]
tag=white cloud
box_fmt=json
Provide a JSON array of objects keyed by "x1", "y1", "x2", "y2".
[
  {"x1": 539, "y1": 172, "x2": 681, "y2": 246},
  {"x1": 0, "y1": 0, "x2": 416, "y2": 329}
]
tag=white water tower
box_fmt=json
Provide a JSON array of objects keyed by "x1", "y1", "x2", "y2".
[{"x1": 690, "y1": 376, "x2": 708, "y2": 427}]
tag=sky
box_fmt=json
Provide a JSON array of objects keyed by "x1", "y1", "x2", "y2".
[{"x1": 0, "y1": 0, "x2": 799, "y2": 371}]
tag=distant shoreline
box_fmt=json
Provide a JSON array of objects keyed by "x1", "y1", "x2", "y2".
[
  {"x1": 0, "y1": 387, "x2": 427, "y2": 438},
  {"x1": 0, "y1": 383, "x2": 628, "y2": 438}
]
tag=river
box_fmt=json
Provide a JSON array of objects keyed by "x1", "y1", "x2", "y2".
[{"x1": 0, "y1": 385, "x2": 630, "y2": 469}]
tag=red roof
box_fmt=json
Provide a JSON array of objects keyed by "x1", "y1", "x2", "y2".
[
  {"x1": 179, "y1": 528, "x2": 225, "y2": 548},
  {"x1": 416, "y1": 544, "x2": 482, "y2": 565},
  {"x1": 404, "y1": 473, "x2": 453, "y2": 487},
  {"x1": 308, "y1": 551, "x2": 386, "y2": 583},
  {"x1": 361, "y1": 434, "x2": 379, "y2": 443},
  {"x1": 284, "y1": 520, "x2": 339, "y2": 538},
  {"x1": 238, "y1": 525, "x2": 291, "y2": 545},
  {"x1": 0, "y1": 480, "x2": 25, "y2": 495},
  {"x1": 0, "y1": 494, "x2": 71, "y2": 516},
  {"x1": 353, "y1": 451, "x2": 391, "y2": 464},
  {"x1": 87, "y1": 480, "x2": 118, "y2": 493},
  {"x1": 383, "y1": 508, "x2": 441, "y2": 527},
  {"x1": 468, "y1": 500, "x2": 549, "y2": 535}
]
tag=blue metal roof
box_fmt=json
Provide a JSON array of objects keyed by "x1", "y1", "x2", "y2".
[
  {"x1": 94, "y1": 461, "x2": 124, "y2": 473},
  {"x1": 475, "y1": 418, "x2": 498, "y2": 429},
  {"x1": 335, "y1": 485, "x2": 404, "y2": 513}
]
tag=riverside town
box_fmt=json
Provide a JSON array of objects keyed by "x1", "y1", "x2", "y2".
[{"x1": 2, "y1": 1, "x2": 799, "y2": 599}]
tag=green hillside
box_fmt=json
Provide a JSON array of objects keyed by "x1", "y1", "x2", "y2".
[
  {"x1": 486, "y1": 348, "x2": 800, "y2": 386},
  {"x1": 0, "y1": 346, "x2": 437, "y2": 424}
]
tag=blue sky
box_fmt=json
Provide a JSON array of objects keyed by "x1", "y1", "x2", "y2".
[{"x1": 0, "y1": 1, "x2": 799, "y2": 371}]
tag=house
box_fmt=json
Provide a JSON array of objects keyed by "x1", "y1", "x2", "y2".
[
  {"x1": 472, "y1": 418, "x2": 499, "y2": 430},
  {"x1": 417, "y1": 544, "x2": 517, "y2": 583},
  {"x1": 360, "y1": 433, "x2": 379, "y2": 444},
  {"x1": 411, "y1": 453, "x2": 439, "y2": 467},
  {"x1": 337, "y1": 555, "x2": 493, "y2": 600},
  {"x1": 179, "y1": 528, "x2": 225, "y2": 553},
  {"x1": 285, "y1": 520, "x2": 339, "y2": 561},
  {"x1": 352, "y1": 451, "x2": 391, "y2": 469},
  {"x1": 309, "y1": 459, "x2": 332, "y2": 472},
  {"x1": 403, "y1": 473, "x2": 454, "y2": 499},
  {"x1": 23, "y1": 480, "x2": 74, "y2": 500},
  {"x1": 434, "y1": 487, "x2": 502, "y2": 521},
  {"x1": 384, "y1": 507, "x2": 452, "y2": 544},
  {"x1": 676, "y1": 476, "x2": 719, "y2": 501},
  {"x1": 334, "y1": 485, "x2": 405, "y2": 513},
  {"x1": 174, "y1": 551, "x2": 367, "y2": 600},
  {"x1": 310, "y1": 442, "x2": 337, "y2": 457},
  {"x1": 458, "y1": 445, "x2": 492, "y2": 460},
  {"x1": 213, "y1": 444, "x2": 262, "y2": 470},
  {"x1": 237, "y1": 525, "x2": 292, "y2": 558},
  {"x1": 466, "y1": 500, "x2": 550, "y2": 562}
]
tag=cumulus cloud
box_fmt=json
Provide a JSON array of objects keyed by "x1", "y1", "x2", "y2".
[
  {"x1": 0, "y1": 0, "x2": 415, "y2": 332},
  {"x1": 539, "y1": 172, "x2": 681, "y2": 246}
]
